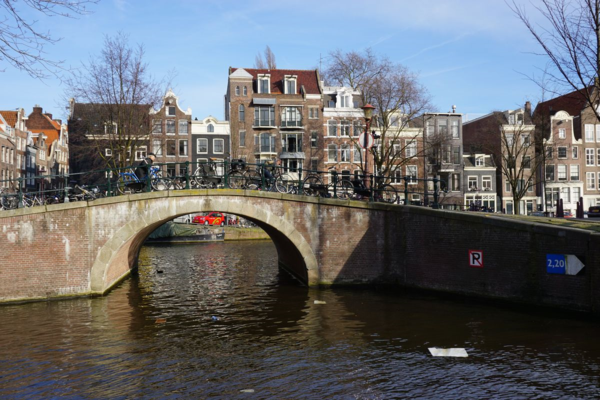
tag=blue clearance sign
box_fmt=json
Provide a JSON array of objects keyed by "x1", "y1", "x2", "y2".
[{"x1": 546, "y1": 254, "x2": 566, "y2": 274}]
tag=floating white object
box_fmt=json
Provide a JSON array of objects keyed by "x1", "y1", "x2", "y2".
[
  {"x1": 240, "y1": 389, "x2": 254, "y2": 393},
  {"x1": 428, "y1": 348, "x2": 468, "y2": 357},
  {"x1": 314, "y1": 300, "x2": 326, "y2": 304}
]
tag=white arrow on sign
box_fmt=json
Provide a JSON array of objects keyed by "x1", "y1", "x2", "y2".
[{"x1": 566, "y1": 255, "x2": 585, "y2": 275}]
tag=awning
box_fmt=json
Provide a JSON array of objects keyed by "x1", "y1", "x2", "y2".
[
  {"x1": 279, "y1": 152, "x2": 305, "y2": 159},
  {"x1": 253, "y1": 98, "x2": 276, "y2": 105}
]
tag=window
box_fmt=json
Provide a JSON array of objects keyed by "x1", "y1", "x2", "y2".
[
  {"x1": 586, "y1": 148, "x2": 595, "y2": 166},
  {"x1": 468, "y1": 176, "x2": 478, "y2": 190},
  {"x1": 281, "y1": 107, "x2": 302, "y2": 127},
  {"x1": 587, "y1": 172, "x2": 596, "y2": 189},
  {"x1": 506, "y1": 134, "x2": 514, "y2": 146},
  {"x1": 235, "y1": 86, "x2": 240, "y2": 96},
  {"x1": 284, "y1": 76, "x2": 296, "y2": 94},
  {"x1": 557, "y1": 147, "x2": 567, "y2": 159},
  {"x1": 309, "y1": 107, "x2": 319, "y2": 119},
  {"x1": 586, "y1": 124, "x2": 594, "y2": 142},
  {"x1": 258, "y1": 75, "x2": 270, "y2": 94},
  {"x1": 328, "y1": 144, "x2": 338, "y2": 162},
  {"x1": 509, "y1": 114, "x2": 515, "y2": 124},
  {"x1": 571, "y1": 165, "x2": 580, "y2": 181},
  {"x1": 197, "y1": 138, "x2": 208, "y2": 153},
  {"x1": 153, "y1": 139, "x2": 162, "y2": 156},
  {"x1": 283, "y1": 133, "x2": 302, "y2": 152},
  {"x1": 438, "y1": 120, "x2": 448, "y2": 135},
  {"x1": 573, "y1": 187, "x2": 581, "y2": 202},
  {"x1": 546, "y1": 164, "x2": 555, "y2": 181},
  {"x1": 389, "y1": 115, "x2": 400, "y2": 127},
  {"x1": 257, "y1": 133, "x2": 276, "y2": 153},
  {"x1": 240, "y1": 130, "x2": 246, "y2": 147},
  {"x1": 561, "y1": 187, "x2": 571, "y2": 203},
  {"x1": 558, "y1": 164, "x2": 567, "y2": 181},
  {"x1": 406, "y1": 165, "x2": 418, "y2": 184},
  {"x1": 179, "y1": 140, "x2": 188, "y2": 156},
  {"x1": 167, "y1": 106, "x2": 176, "y2": 116},
  {"x1": 105, "y1": 123, "x2": 117, "y2": 135},
  {"x1": 254, "y1": 106, "x2": 275, "y2": 127},
  {"x1": 328, "y1": 100, "x2": 335, "y2": 108},
  {"x1": 177, "y1": 120, "x2": 188, "y2": 134},
  {"x1": 523, "y1": 156, "x2": 531, "y2": 169},
  {"x1": 166, "y1": 139, "x2": 176, "y2": 156},
  {"x1": 597, "y1": 125, "x2": 600, "y2": 142},
  {"x1": 213, "y1": 139, "x2": 224, "y2": 154},
  {"x1": 311, "y1": 131, "x2": 318, "y2": 148},
  {"x1": 341, "y1": 144, "x2": 350, "y2": 162},
  {"x1": 152, "y1": 119, "x2": 162, "y2": 134},
  {"x1": 207, "y1": 124, "x2": 214, "y2": 133},
  {"x1": 426, "y1": 120, "x2": 434, "y2": 136},
  {"x1": 475, "y1": 157, "x2": 484, "y2": 166},
  {"x1": 482, "y1": 176, "x2": 492, "y2": 190},
  {"x1": 340, "y1": 121, "x2": 350, "y2": 136},
  {"x1": 558, "y1": 128, "x2": 566, "y2": 139},
  {"x1": 452, "y1": 146, "x2": 460, "y2": 164},
  {"x1": 451, "y1": 120, "x2": 459, "y2": 138},
  {"x1": 239, "y1": 105, "x2": 245, "y2": 121},
  {"x1": 573, "y1": 146, "x2": 578, "y2": 159},
  {"x1": 546, "y1": 188, "x2": 560, "y2": 208},
  {"x1": 522, "y1": 134, "x2": 530, "y2": 145},
  {"x1": 166, "y1": 120, "x2": 176, "y2": 134},
  {"x1": 328, "y1": 120, "x2": 337, "y2": 136},
  {"x1": 105, "y1": 148, "x2": 112, "y2": 156},
  {"x1": 354, "y1": 146, "x2": 361, "y2": 163},
  {"x1": 406, "y1": 140, "x2": 417, "y2": 158},
  {"x1": 353, "y1": 121, "x2": 362, "y2": 137},
  {"x1": 135, "y1": 146, "x2": 147, "y2": 161},
  {"x1": 243, "y1": 86, "x2": 247, "y2": 96},
  {"x1": 546, "y1": 146, "x2": 553, "y2": 159},
  {"x1": 311, "y1": 158, "x2": 318, "y2": 172}
]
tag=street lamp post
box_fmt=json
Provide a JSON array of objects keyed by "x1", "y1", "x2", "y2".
[{"x1": 361, "y1": 104, "x2": 375, "y2": 187}]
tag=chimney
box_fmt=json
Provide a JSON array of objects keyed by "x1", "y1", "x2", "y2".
[
  {"x1": 525, "y1": 101, "x2": 532, "y2": 116},
  {"x1": 44, "y1": 113, "x2": 53, "y2": 120},
  {"x1": 33, "y1": 105, "x2": 43, "y2": 114}
]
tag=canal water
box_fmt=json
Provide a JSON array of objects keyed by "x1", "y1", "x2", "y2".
[{"x1": 1, "y1": 240, "x2": 600, "y2": 399}]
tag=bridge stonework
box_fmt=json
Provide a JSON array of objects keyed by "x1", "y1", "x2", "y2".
[{"x1": 1, "y1": 190, "x2": 599, "y2": 314}]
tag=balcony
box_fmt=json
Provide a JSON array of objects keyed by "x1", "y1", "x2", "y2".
[
  {"x1": 280, "y1": 120, "x2": 303, "y2": 128},
  {"x1": 253, "y1": 119, "x2": 276, "y2": 128}
]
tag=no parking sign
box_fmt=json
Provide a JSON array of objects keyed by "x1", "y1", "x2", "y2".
[{"x1": 469, "y1": 250, "x2": 483, "y2": 268}]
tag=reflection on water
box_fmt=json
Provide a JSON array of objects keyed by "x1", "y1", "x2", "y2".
[{"x1": 1, "y1": 241, "x2": 600, "y2": 399}]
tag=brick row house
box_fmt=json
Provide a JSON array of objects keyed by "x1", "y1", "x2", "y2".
[
  {"x1": 149, "y1": 89, "x2": 193, "y2": 177},
  {"x1": 0, "y1": 107, "x2": 68, "y2": 193},
  {"x1": 463, "y1": 104, "x2": 538, "y2": 214},
  {"x1": 533, "y1": 89, "x2": 600, "y2": 213},
  {"x1": 225, "y1": 68, "x2": 323, "y2": 176}
]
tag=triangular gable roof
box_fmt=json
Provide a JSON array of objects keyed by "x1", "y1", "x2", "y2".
[
  {"x1": 229, "y1": 68, "x2": 253, "y2": 79},
  {"x1": 230, "y1": 68, "x2": 321, "y2": 95},
  {"x1": 0, "y1": 111, "x2": 18, "y2": 127}
]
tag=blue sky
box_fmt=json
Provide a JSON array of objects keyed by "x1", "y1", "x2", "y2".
[{"x1": 1, "y1": 0, "x2": 550, "y2": 122}]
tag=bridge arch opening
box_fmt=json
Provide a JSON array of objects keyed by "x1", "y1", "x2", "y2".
[{"x1": 90, "y1": 196, "x2": 319, "y2": 294}]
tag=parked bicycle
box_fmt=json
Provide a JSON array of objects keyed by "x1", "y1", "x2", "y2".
[
  {"x1": 116, "y1": 165, "x2": 172, "y2": 194},
  {"x1": 348, "y1": 177, "x2": 398, "y2": 203},
  {"x1": 191, "y1": 159, "x2": 245, "y2": 189},
  {"x1": 244, "y1": 161, "x2": 295, "y2": 193}
]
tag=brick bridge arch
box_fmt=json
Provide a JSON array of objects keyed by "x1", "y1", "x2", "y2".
[{"x1": 90, "y1": 192, "x2": 320, "y2": 293}]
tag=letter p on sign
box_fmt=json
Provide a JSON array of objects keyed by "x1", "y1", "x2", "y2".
[{"x1": 469, "y1": 250, "x2": 483, "y2": 268}]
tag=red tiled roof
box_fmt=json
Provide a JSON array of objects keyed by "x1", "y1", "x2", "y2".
[
  {"x1": 0, "y1": 111, "x2": 18, "y2": 127},
  {"x1": 33, "y1": 128, "x2": 59, "y2": 145},
  {"x1": 230, "y1": 68, "x2": 321, "y2": 95}
]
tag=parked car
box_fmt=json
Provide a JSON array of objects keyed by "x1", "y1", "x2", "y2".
[
  {"x1": 563, "y1": 211, "x2": 574, "y2": 218},
  {"x1": 528, "y1": 211, "x2": 546, "y2": 217},
  {"x1": 588, "y1": 206, "x2": 600, "y2": 218},
  {"x1": 193, "y1": 212, "x2": 226, "y2": 225}
]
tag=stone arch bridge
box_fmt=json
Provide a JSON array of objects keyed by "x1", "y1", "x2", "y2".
[{"x1": 0, "y1": 189, "x2": 599, "y2": 314}]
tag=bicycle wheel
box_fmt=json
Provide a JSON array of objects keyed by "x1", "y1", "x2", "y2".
[
  {"x1": 244, "y1": 170, "x2": 262, "y2": 190},
  {"x1": 334, "y1": 180, "x2": 354, "y2": 199},
  {"x1": 228, "y1": 170, "x2": 245, "y2": 189},
  {"x1": 376, "y1": 184, "x2": 398, "y2": 203},
  {"x1": 152, "y1": 177, "x2": 172, "y2": 191},
  {"x1": 275, "y1": 173, "x2": 296, "y2": 193},
  {"x1": 302, "y1": 175, "x2": 323, "y2": 196}
]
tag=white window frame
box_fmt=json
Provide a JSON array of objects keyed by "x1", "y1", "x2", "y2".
[
  {"x1": 406, "y1": 165, "x2": 418, "y2": 184},
  {"x1": 105, "y1": 148, "x2": 112, "y2": 156},
  {"x1": 197, "y1": 138, "x2": 208, "y2": 154},
  {"x1": 167, "y1": 106, "x2": 176, "y2": 116},
  {"x1": 258, "y1": 74, "x2": 271, "y2": 94},
  {"x1": 166, "y1": 120, "x2": 176, "y2": 135},
  {"x1": 328, "y1": 144, "x2": 338, "y2": 162},
  {"x1": 586, "y1": 148, "x2": 595, "y2": 166},
  {"x1": 284, "y1": 75, "x2": 297, "y2": 94},
  {"x1": 585, "y1": 124, "x2": 594, "y2": 142},
  {"x1": 587, "y1": 172, "x2": 596, "y2": 190},
  {"x1": 340, "y1": 144, "x2": 350, "y2": 162},
  {"x1": 405, "y1": 140, "x2": 417, "y2": 158},
  {"x1": 572, "y1": 146, "x2": 578, "y2": 159},
  {"x1": 571, "y1": 165, "x2": 580, "y2": 181},
  {"x1": 213, "y1": 138, "x2": 224, "y2": 154},
  {"x1": 179, "y1": 139, "x2": 188, "y2": 156},
  {"x1": 135, "y1": 146, "x2": 147, "y2": 161},
  {"x1": 178, "y1": 120, "x2": 188, "y2": 134},
  {"x1": 558, "y1": 128, "x2": 566, "y2": 139},
  {"x1": 557, "y1": 164, "x2": 567, "y2": 181}
]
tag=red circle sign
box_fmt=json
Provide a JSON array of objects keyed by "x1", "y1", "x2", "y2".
[{"x1": 358, "y1": 132, "x2": 374, "y2": 149}]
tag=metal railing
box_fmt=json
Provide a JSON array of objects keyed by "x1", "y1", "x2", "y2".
[{"x1": 0, "y1": 160, "x2": 443, "y2": 210}]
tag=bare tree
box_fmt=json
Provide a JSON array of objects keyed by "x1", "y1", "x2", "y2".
[
  {"x1": 254, "y1": 45, "x2": 276, "y2": 69},
  {"x1": 324, "y1": 48, "x2": 432, "y2": 183},
  {"x1": 66, "y1": 33, "x2": 167, "y2": 172},
  {"x1": 0, "y1": 0, "x2": 97, "y2": 79},
  {"x1": 511, "y1": 0, "x2": 600, "y2": 121}
]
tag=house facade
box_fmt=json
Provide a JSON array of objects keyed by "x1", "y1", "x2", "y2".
[
  {"x1": 225, "y1": 68, "x2": 323, "y2": 176},
  {"x1": 463, "y1": 153, "x2": 497, "y2": 211},
  {"x1": 149, "y1": 89, "x2": 192, "y2": 178},
  {"x1": 191, "y1": 116, "x2": 230, "y2": 175}
]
